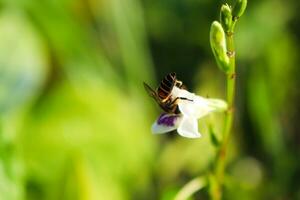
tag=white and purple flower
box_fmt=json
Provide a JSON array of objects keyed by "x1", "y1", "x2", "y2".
[{"x1": 152, "y1": 87, "x2": 227, "y2": 138}]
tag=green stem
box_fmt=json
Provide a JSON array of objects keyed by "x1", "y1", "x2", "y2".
[
  {"x1": 212, "y1": 27, "x2": 236, "y2": 200},
  {"x1": 174, "y1": 176, "x2": 207, "y2": 200}
]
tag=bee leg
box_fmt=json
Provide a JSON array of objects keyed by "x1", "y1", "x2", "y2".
[
  {"x1": 175, "y1": 80, "x2": 183, "y2": 87},
  {"x1": 167, "y1": 97, "x2": 192, "y2": 114},
  {"x1": 173, "y1": 105, "x2": 180, "y2": 114},
  {"x1": 164, "y1": 99, "x2": 178, "y2": 113},
  {"x1": 164, "y1": 101, "x2": 177, "y2": 114},
  {"x1": 169, "y1": 97, "x2": 193, "y2": 107},
  {"x1": 175, "y1": 97, "x2": 193, "y2": 102},
  {"x1": 175, "y1": 80, "x2": 188, "y2": 90},
  {"x1": 168, "y1": 102, "x2": 179, "y2": 114}
]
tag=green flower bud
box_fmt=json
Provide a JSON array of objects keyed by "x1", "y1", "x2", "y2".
[
  {"x1": 232, "y1": 0, "x2": 247, "y2": 19},
  {"x1": 220, "y1": 4, "x2": 232, "y2": 32},
  {"x1": 210, "y1": 21, "x2": 229, "y2": 72}
]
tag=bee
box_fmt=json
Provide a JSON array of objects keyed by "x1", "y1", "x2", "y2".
[{"x1": 143, "y1": 72, "x2": 192, "y2": 114}]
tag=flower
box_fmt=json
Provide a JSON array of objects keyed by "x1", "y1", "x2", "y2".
[{"x1": 152, "y1": 87, "x2": 227, "y2": 138}]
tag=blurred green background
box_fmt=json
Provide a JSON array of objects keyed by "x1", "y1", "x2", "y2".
[{"x1": 0, "y1": 0, "x2": 299, "y2": 199}]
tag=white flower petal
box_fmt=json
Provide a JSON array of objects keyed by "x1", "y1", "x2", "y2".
[
  {"x1": 178, "y1": 93, "x2": 227, "y2": 119},
  {"x1": 205, "y1": 99, "x2": 228, "y2": 111},
  {"x1": 177, "y1": 116, "x2": 201, "y2": 138},
  {"x1": 152, "y1": 123, "x2": 177, "y2": 134},
  {"x1": 171, "y1": 86, "x2": 195, "y2": 100},
  {"x1": 151, "y1": 114, "x2": 182, "y2": 134},
  {"x1": 178, "y1": 96, "x2": 210, "y2": 118}
]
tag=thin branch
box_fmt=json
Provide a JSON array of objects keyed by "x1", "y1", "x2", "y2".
[{"x1": 175, "y1": 176, "x2": 207, "y2": 200}]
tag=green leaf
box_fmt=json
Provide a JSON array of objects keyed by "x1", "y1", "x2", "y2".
[{"x1": 209, "y1": 125, "x2": 220, "y2": 147}]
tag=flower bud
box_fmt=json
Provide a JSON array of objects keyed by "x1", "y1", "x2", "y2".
[
  {"x1": 232, "y1": 0, "x2": 247, "y2": 19},
  {"x1": 210, "y1": 21, "x2": 229, "y2": 72},
  {"x1": 220, "y1": 4, "x2": 232, "y2": 32}
]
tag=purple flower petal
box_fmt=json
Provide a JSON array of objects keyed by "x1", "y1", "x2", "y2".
[{"x1": 157, "y1": 113, "x2": 179, "y2": 126}]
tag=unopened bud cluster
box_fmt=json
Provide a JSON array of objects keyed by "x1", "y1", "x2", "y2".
[
  {"x1": 232, "y1": 0, "x2": 247, "y2": 20},
  {"x1": 220, "y1": 4, "x2": 232, "y2": 33},
  {"x1": 209, "y1": 0, "x2": 247, "y2": 73}
]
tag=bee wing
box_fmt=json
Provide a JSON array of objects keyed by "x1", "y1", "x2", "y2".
[
  {"x1": 143, "y1": 82, "x2": 157, "y2": 99},
  {"x1": 177, "y1": 116, "x2": 201, "y2": 138}
]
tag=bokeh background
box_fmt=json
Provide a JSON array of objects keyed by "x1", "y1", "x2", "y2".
[{"x1": 0, "y1": 0, "x2": 299, "y2": 199}]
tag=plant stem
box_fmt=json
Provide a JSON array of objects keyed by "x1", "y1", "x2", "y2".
[
  {"x1": 174, "y1": 176, "x2": 207, "y2": 200},
  {"x1": 212, "y1": 29, "x2": 236, "y2": 200}
]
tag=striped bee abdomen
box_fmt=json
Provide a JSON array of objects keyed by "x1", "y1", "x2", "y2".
[{"x1": 157, "y1": 73, "x2": 176, "y2": 99}]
